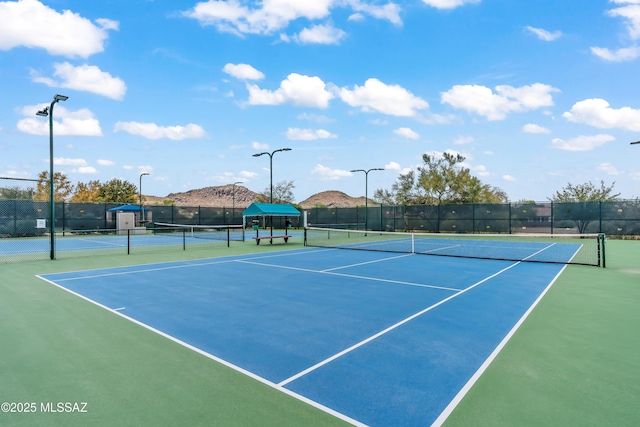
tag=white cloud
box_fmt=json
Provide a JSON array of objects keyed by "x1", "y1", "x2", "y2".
[
  {"x1": 97, "y1": 159, "x2": 115, "y2": 166},
  {"x1": 453, "y1": 135, "x2": 474, "y2": 145},
  {"x1": 183, "y1": 0, "x2": 334, "y2": 35},
  {"x1": 503, "y1": 175, "x2": 517, "y2": 182},
  {"x1": 384, "y1": 161, "x2": 402, "y2": 170},
  {"x1": 551, "y1": 134, "x2": 615, "y2": 151},
  {"x1": 17, "y1": 105, "x2": 103, "y2": 136},
  {"x1": 293, "y1": 23, "x2": 346, "y2": 45},
  {"x1": 525, "y1": 26, "x2": 562, "y2": 41},
  {"x1": 0, "y1": 0, "x2": 116, "y2": 58},
  {"x1": 286, "y1": 128, "x2": 337, "y2": 140},
  {"x1": 598, "y1": 162, "x2": 620, "y2": 175},
  {"x1": 138, "y1": 165, "x2": 154, "y2": 175},
  {"x1": 590, "y1": 2, "x2": 640, "y2": 61},
  {"x1": 252, "y1": 141, "x2": 268, "y2": 150},
  {"x1": 607, "y1": 3, "x2": 640, "y2": 39},
  {"x1": 240, "y1": 170, "x2": 258, "y2": 179},
  {"x1": 311, "y1": 164, "x2": 352, "y2": 180},
  {"x1": 523, "y1": 123, "x2": 551, "y2": 134},
  {"x1": 54, "y1": 158, "x2": 87, "y2": 167},
  {"x1": 420, "y1": 0, "x2": 480, "y2": 10},
  {"x1": 441, "y1": 83, "x2": 558, "y2": 120},
  {"x1": 338, "y1": 78, "x2": 429, "y2": 117},
  {"x1": 182, "y1": 0, "x2": 401, "y2": 36},
  {"x1": 590, "y1": 46, "x2": 640, "y2": 62},
  {"x1": 31, "y1": 62, "x2": 126, "y2": 100},
  {"x1": 222, "y1": 63, "x2": 265, "y2": 80},
  {"x1": 393, "y1": 127, "x2": 420, "y2": 140},
  {"x1": 114, "y1": 122, "x2": 206, "y2": 140},
  {"x1": 349, "y1": 1, "x2": 402, "y2": 26},
  {"x1": 247, "y1": 73, "x2": 334, "y2": 108},
  {"x1": 562, "y1": 98, "x2": 640, "y2": 131},
  {"x1": 470, "y1": 164, "x2": 490, "y2": 177},
  {"x1": 74, "y1": 166, "x2": 97, "y2": 174},
  {"x1": 296, "y1": 112, "x2": 334, "y2": 123}
]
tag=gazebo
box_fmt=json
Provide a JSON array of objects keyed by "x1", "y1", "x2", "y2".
[{"x1": 242, "y1": 202, "x2": 300, "y2": 244}]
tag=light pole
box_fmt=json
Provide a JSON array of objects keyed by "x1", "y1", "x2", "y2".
[
  {"x1": 252, "y1": 148, "x2": 292, "y2": 203},
  {"x1": 232, "y1": 181, "x2": 243, "y2": 223},
  {"x1": 350, "y1": 167, "x2": 384, "y2": 231},
  {"x1": 36, "y1": 94, "x2": 68, "y2": 260},
  {"x1": 631, "y1": 141, "x2": 640, "y2": 145},
  {"x1": 139, "y1": 172, "x2": 149, "y2": 226}
]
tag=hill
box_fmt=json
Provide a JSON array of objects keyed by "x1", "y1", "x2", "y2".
[
  {"x1": 144, "y1": 186, "x2": 374, "y2": 208},
  {"x1": 298, "y1": 191, "x2": 376, "y2": 208}
]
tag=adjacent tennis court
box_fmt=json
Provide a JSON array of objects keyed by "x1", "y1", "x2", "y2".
[{"x1": 38, "y1": 241, "x2": 572, "y2": 426}]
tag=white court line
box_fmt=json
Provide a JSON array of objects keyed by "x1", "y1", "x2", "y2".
[
  {"x1": 235, "y1": 258, "x2": 463, "y2": 292},
  {"x1": 36, "y1": 274, "x2": 367, "y2": 427},
  {"x1": 277, "y1": 260, "x2": 523, "y2": 387},
  {"x1": 47, "y1": 258, "x2": 241, "y2": 282},
  {"x1": 321, "y1": 253, "x2": 413, "y2": 272},
  {"x1": 431, "y1": 263, "x2": 568, "y2": 427},
  {"x1": 75, "y1": 237, "x2": 127, "y2": 248}
]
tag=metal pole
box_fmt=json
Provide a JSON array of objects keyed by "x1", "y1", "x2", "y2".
[
  {"x1": 139, "y1": 172, "x2": 149, "y2": 226},
  {"x1": 252, "y1": 148, "x2": 291, "y2": 235},
  {"x1": 350, "y1": 168, "x2": 384, "y2": 231},
  {"x1": 37, "y1": 94, "x2": 68, "y2": 260}
]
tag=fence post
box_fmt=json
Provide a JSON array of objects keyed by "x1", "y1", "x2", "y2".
[
  {"x1": 599, "y1": 201, "x2": 602, "y2": 234},
  {"x1": 472, "y1": 203, "x2": 476, "y2": 233},
  {"x1": 551, "y1": 202, "x2": 554, "y2": 235}
]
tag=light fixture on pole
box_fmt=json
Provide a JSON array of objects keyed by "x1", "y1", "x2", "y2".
[
  {"x1": 350, "y1": 168, "x2": 384, "y2": 231},
  {"x1": 253, "y1": 148, "x2": 292, "y2": 237},
  {"x1": 252, "y1": 148, "x2": 292, "y2": 203},
  {"x1": 36, "y1": 94, "x2": 68, "y2": 260},
  {"x1": 139, "y1": 172, "x2": 150, "y2": 226},
  {"x1": 631, "y1": 141, "x2": 640, "y2": 145},
  {"x1": 232, "y1": 181, "x2": 243, "y2": 223}
]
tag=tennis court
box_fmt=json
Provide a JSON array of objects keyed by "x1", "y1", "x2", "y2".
[
  {"x1": 2, "y1": 232, "x2": 639, "y2": 427},
  {"x1": 0, "y1": 224, "x2": 246, "y2": 261},
  {"x1": 37, "y1": 241, "x2": 571, "y2": 426}
]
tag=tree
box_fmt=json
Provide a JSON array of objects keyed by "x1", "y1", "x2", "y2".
[
  {"x1": 256, "y1": 180, "x2": 295, "y2": 204},
  {"x1": 375, "y1": 152, "x2": 507, "y2": 205},
  {"x1": 71, "y1": 180, "x2": 102, "y2": 202},
  {"x1": 0, "y1": 185, "x2": 35, "y2": 200},
  {"x1": 549, "y1": 180, "x2": 620, "y2": 202},
  {"x1": 549, "y1": 180, "x2": 620, "y2": 233},
  {"x1": 96, "y1": 178, "x2": 138, "y2": 203},
  {"x1": 34, "y1": 171, "x2": 74, "y2": 202}
]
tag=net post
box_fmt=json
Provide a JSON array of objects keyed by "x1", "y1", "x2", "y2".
[
  {"x1": 599, "y1": 233, "x2": 606, "y2": 268},
  {"x1": 127, "y1": 228, "x2": 131, "y2": 255},
  {"x1": 182, "y1": 228, "x2": 186, "y2": 251},
  {"x1": 227, "y1": 227, "x2": 230, "y2": 248}
]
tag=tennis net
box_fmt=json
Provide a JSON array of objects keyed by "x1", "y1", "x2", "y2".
[
  {"x1": 304, "y1": 227, "x2": 605, "y2": 267},
  {"x1": 153, "y1": 223, "x2": 245, "y2": 245}
]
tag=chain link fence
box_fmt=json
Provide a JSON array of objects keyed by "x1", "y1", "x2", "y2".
[{"x1": 2, "y1": 197, "x2": 639, "y2": 263}]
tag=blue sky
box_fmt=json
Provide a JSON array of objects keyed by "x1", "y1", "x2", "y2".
[{"x1": 2, "y1": 0, "x2": 640, "y2": 203}]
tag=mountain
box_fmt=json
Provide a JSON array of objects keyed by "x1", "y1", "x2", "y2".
[
  {"x1": 145, "y1": 185, "x2": 258, "y2": 208},
  {"x1": 298, "y1": 191, "x2": 375, "y2": 208},
  {"x1": 144, "y1": 186, "x2": 374, "y2": 208}
]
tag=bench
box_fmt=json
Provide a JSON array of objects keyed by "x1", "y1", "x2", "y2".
[{"x1": 254, "y1": 235, "x2": 291, "y2": 245}]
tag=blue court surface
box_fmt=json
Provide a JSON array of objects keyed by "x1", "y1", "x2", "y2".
[
  {"x1": 39, "y1": 247, "x2": 567, "y2": 426},
  {"x1": 0, "y1": 231, "x2": 244, "y2": 256}
]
